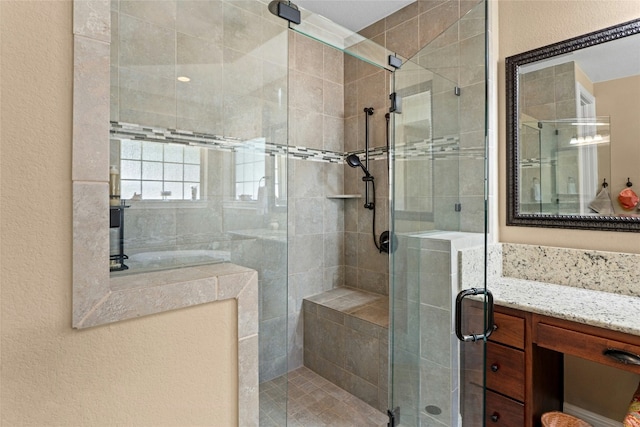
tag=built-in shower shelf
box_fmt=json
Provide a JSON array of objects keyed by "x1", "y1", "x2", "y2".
[{"x1": 326, "y1": 194, "x2": 362, "y2": 199}]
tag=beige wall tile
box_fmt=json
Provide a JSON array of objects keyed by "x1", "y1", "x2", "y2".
[
  {"x1": 359, "y1": 19, "x2": 386, "y2": 39},
  {"x1": 73, "y1": 182, "x2": 110, "y2": 325},
  {"x1": 223, "y1": 2, "x2": 265, "y2": 55},
  {"x1": 223, "y1": 47, "x2": 263, "y2": 97},
  {"x1": 344, "y1": 53, "x2": 359, "y2": 85},
  {"x1": 460, "y1": 0, "x2": 482, "y2": 17},
  {"x1": 344, "y1": 116, "x2": 359, "y2": 153},
  {"x1": 460, "y1": 81, "x2": 485, "y2": 132},
  {"x1": 419, "y1": 1, "x2": 459, "y2": 50},
  {"x1": 223, "y1": 93, "x2": 264, "y2": 138},
  {"x1": 74, "y1": 0, "x2": 110, "y2": 41},
  {"x1": 120, "y1": 0, "x2": 176, "y2": 27},
  {"x1": 110, "y1": 11, "x2": 119, "y2": 64},
  {"x1": 291, "y1": 69, "x2": 324, "y2": 112},
  {"x1": 357, "y1": 70, "x2": 387, "y2": 115},
  {"x1": 323, "y1": 45, "x2": 344, "y2": 84},
  {"x1": 176, "y1": 0, "x2": 223, "y2": 41},
  {"x1": 324, "y1": 80, "x2": 344, "y2": 118},
  {"x1": 459, "y1": 33, "x2": 484, "y2": 86},
  {"x1": 119, "y1": 68, "x2": 176, "y2": 128},
  {"x1": 418, "y1": 0, "x2": 449, "y2": 14},
  {"x1": 459, "y1": 2, "x2": 485, "y2": 39},
  {"x1": 344, "y1": 81, "x2": 358, "y2": 119},
  {"x1": 291, "y1": 108, "x2": 323, "y2": 149},
  {"x1": 323, "y1": 115, "x2": 344, "y2": 152},
  {"x1": 386, "y1": 2, "x2": 420, "y2": 30},
  {"x1": 386, "y1": 17, "x2": 420, "y2": 60},
  {"x1": 73, "y1": 36, "x2": 110, "y2": 181},
  {"x1": 294, "y1": 32, "x2": 324, "y2": 78},
  {"x1": 119, "y1": 14, "x2": 175, "y2": 79}
]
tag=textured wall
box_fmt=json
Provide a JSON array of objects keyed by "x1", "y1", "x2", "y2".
[
  {"x1": 497, "y1": 0, "x2": 640, "y2": 421},
  {"x1": 498, "y1": 0, "x2": 640, "y2": 253},
  {"x1": 0, "y1": 2, "x2": 238, "y2": 425}
]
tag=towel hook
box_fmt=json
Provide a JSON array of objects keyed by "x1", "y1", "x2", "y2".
[
  {"x1": 602, "y1": 178, "x2": 609, "y2": 188},
  {"x1": 627, "y1": 178, "x2": 633, "y2": 187}
]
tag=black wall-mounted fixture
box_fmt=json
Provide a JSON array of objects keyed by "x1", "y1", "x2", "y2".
[
  {"x1": 345, "y1": 107, "x2": 390, "y2": 254},
  {"x1": 267, "y1": 0, "x2": 301, "y2": 25},
  {"x1": 346, "y1": 153, "x2": 372, "y2": 177},
  {"x1": 389, "y1": 92, "x2": 402, "y2": 114},
  {"x1": 346, "y1": 153, "x2": 374, "y2": 209},
  {"x1": 388, "y1": 54, "x2": 402, "y2": 69}
]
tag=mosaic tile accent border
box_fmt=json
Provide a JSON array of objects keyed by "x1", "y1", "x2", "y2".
[
  {"x1": 111, "y1": 121, "x2": 481, "y2": 164},
  {"x1": 111, "y1": 121, "x2": 345, "y2": 163}
]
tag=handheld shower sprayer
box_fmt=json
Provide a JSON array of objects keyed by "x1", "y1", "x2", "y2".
[
  {"x1": 346, "y1": 154, "x2": 372, "y2": 179},
  {"x1": 346, "y1": 153, "x2": 374, "y2": 210}
]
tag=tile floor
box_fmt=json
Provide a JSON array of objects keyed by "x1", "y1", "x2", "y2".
[{"x1": 260, "y1": 367, "x2": 388, "y2": 427}]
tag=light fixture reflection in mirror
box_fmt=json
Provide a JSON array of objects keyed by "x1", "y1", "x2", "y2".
[
  {"x1": 506, "y1": 18, "x2": 640, "y2": 232},
  {"x1": 569, "y1": 135, "x2": 609, "y2": 146}
]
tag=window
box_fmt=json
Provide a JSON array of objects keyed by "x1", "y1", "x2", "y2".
[
  {"x1": 235, "y1": 150, "x2": 265, "y2": 201},
  {"x1": 119, "y1": 139, "x2": 202, "y2": 200}
]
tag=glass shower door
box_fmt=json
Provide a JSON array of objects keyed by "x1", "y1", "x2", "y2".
[{"x1": 389, "y1": 1, "x2": 489, "y2": 426}]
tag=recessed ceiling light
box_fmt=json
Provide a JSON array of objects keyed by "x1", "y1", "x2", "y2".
[{"x1": 177, "y1": 76, "x2": 191, "y2": 82}]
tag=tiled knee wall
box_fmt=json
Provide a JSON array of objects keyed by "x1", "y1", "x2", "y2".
[{"x1": 302, "y1": 289, "x2": 389, "y2": 413}]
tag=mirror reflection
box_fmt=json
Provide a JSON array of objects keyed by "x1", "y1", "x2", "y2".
[
  {"x1": 518, "y1": 116, "x2": 611, "y2": 216},
  {"x1": 507, "y1": 19, "x2": 640, "y2": 231}
]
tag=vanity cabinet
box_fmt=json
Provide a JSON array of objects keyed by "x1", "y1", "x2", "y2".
[
  {"x1": 485, "y1": 306, "x2": 563, "y2": 427},
  {"x1": 483, "y1": 304, "x2": 640, "y2": 426},
  {"x1": 485, "y1": 311, "x2": 526, "y2": 425}
]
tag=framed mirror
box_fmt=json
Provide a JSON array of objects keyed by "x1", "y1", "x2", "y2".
[{"x1": 506, "y1": 18, "x2": 640, "y2": 231}]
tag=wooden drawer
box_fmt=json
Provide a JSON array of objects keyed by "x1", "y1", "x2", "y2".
[
  {"x1": 485, "y1": 390, "x2": 524, "y2": 426},
  {"x1": 536, "y1": 322, "x2": 640, "y2": 375},
  {"x1": 490, "y1": 312, "x2": 525, "y2": 350},
  {"x1": 486, "y1": 343, "x2": 525, "y2": 401}
]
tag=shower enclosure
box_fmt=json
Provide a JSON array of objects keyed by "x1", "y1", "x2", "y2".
[
  {"x1": 389, "y1": 2, "x2": 490, "y2": 425},
  {"x1": 295, "y1": 1, "x2": 491, "y2": 424},
  {"x1": 107, "y1": 0, "x2": 489, "y2": 425}
]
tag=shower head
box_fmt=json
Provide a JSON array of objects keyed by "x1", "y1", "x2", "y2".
[{"x1": 346, "y1": 154, "x2": 372, "y2": 178}]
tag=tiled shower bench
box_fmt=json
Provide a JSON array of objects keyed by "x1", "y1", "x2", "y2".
[{"x1": 303, "y1": 287, "x2": 389, "y2": 413}]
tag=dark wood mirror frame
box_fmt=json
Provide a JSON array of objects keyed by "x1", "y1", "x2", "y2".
[{"x1": 506, "y1": 18, "x2": 640, "y2": 232}]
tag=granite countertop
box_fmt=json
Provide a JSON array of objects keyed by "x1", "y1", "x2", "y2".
[{"x1": 490, "y1": 278, "x2": 640, "y2": 337}]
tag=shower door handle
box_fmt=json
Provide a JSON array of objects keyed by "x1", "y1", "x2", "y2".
[{"x1": 454, "y1": 288, "x2": 494, "y2": 342}]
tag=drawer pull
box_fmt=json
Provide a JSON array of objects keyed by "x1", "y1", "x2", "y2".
[
  {"x1": 490, "y1": 412, "x2": 500, "y2": 422},
  {"x1": 603, "y1": 348, "x2": 640, "y2": 365},
  {"x1": 490, "y1": 363, "x2": 500, "y2": 372}
]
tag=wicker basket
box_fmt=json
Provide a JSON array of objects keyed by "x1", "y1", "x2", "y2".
[{"x1": 541, "y1": 412, "x2": 593, "y2": 427}]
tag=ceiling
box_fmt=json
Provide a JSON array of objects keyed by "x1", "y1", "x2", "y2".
[{"x1": 294, "y1": 0, "x2": 415, "y2": 32}]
